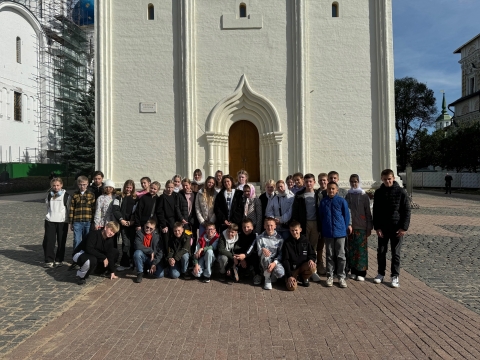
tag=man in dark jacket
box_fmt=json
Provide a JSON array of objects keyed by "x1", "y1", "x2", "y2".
[
  {"x1": 133, "y1": 219, "x2": 164, "y2": 283},
  {"x1": 87, "y1": 170, "x2": 104, "y2": 200},
  {"x1": 166, "y1": 222, "x2": 191, "y2": 279},
  {"x1": 373, "y1": 169, "x2": 411, "y2": 288},
  {"x1": 282, "y1": 221, "x2": 316, "y2": 290},
  {"x1": 291, "y1": 173, "x2": 324, "y2": 278},
  {"x1": 73, "y1": 221, "x2": 120, "y2": 285}
]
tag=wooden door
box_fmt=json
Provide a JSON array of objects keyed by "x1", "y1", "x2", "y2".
[{"x1": 229, "y1": 120, "x2": 260, "y2": 181}]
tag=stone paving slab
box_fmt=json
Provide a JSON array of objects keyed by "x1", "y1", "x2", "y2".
[
  {"x1": 4, "y1": 250, "x2": 480, "y2": 360},
  {"x1": 0, "y1": 194, "x2": 103, "y2": 356}
]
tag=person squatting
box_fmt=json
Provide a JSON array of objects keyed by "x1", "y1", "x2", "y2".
[{"x1": 43, "y1": 168, "x2": 411, "y2": 290}]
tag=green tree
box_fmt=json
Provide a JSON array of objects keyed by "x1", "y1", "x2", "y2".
[
  {"x1": 440, "y1": 123, "x2": 480, "y2": 172},
  {"x1": 395, "y1": 77, "x2": 437, "y2": 171},
  {"x1": 63, "y1": 77, "x2": 95, "y2": 176},
  {"x1": 410, "y1": 129, "x2": 444, "y2": 170}
]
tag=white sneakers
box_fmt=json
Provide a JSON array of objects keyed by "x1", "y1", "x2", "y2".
[
  {"x1": 356, "y1": 276, "x2": 365, "y2": 282},
  {"x1": 326, "y1": 277, "x2": 334, "y2": 287},
  {"x1": 310, "y1": 272, "x2": 322, "y2": 282},
  {"x1": 391, "y1": 276, "x2": 399, "y2": 288},
  {"x1": 373, "y1": 274, "x2": 384, "y2": 284},
  {"x1": 338, "y1": 278, "x2": 347, "y2": 288},
  {"x1": 373, "y1": 274, "x2": 399, "y2": 287},
  {"x1": 263, "y1": 271, "x2": 272, "y2": 290}
]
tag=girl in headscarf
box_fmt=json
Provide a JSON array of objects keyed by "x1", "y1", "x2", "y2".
[{"x1": 344, "y1": 174, "x2": 372, "y2": 281}]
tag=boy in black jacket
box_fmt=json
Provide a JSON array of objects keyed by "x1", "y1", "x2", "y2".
[
  {"x1": 373, "y1": 169, "x2": 411, "y2": 288},
  {"x1": 73, "y1": 221, "x2": 120, "y2": 285},
  {"x1": 282, "y1": 221, "x2": 316, "y2": 290},
  {"x1": 166, "y1": 222, "x2": 191, "y2": 279}
]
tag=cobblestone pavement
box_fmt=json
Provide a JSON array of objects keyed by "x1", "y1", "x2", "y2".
[
  {"x1": 1, "y1": 190, "x2": 480, "y2": 359},
  {"x1": 0, "y1": 192, "x2": 103, "y2": 356},
  {"x1": 369, "y1": 190, "x2": 480, "y2": 315}
]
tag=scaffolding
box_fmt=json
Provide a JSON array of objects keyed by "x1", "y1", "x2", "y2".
[{"x1": 8, "y1": 0, "x2": 89, "y2": 164}]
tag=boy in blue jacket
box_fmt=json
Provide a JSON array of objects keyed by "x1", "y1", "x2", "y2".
[{"x1": 319, "y1": 182, "x2": 351, "y2": 288}]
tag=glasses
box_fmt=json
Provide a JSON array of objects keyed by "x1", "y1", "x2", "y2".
[{"x1": 145, "y1": 226, "x2": 155, "y2": 231}]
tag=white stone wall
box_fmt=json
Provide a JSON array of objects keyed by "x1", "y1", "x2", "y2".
[
  {"x1": 0, "y1": 5, "x2": 40, "y2": 163},
  {"x1": 97, "y1": 0, "x2": 396, "y2": 188}
]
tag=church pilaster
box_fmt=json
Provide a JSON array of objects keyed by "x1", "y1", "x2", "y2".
[
  {"x1": 291, "y1": 0, "x2": 307, "y2": 173},
  {"x1": 373, "y1": 0, "x2": 396, "y2": 174},
  {"x1": 95, "y1": 0, "x2": 113, "y2": 179},
  {"x1": 178, "y1": 0, "x2": 196, "y2": 176}
]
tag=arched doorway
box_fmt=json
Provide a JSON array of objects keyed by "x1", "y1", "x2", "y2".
[{"x1": 229, "y1": 120, "x2": 260, "y2": 181}]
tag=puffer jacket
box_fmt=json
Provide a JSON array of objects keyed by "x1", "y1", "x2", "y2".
[
  {"x1": 373, "y1": 181, "x2": 411, "y2": 231},
  {"x1": 318, "y1": 194, "x2": 350, "y2": 238}
]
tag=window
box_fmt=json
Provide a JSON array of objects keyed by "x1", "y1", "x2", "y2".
[
  {"x1": 16, "y1": 37, "x2": 21, "y2": 63},
  {"x1": 39, "y1": 0, "x2": 43, "y2": 18},
  {"x1": 239, "y1": 3, "x2": 247, "y2": 18},
  {"x1": 148, "y1": 4, "x2": 154, "y2": 20},
  {"x1": 14, "y1": 92, "x2": 22, "y2": 121},
  {"x1": 469, "y1": 77, "x2": 475, "y2": 94},
  {"x1": 332, "y1": 2, "x2": 339, "y2": 17}
]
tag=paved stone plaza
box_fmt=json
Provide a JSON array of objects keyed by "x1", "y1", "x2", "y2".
[{"x1": 1, "y1": 190, "x2": 480, "y2": 359}]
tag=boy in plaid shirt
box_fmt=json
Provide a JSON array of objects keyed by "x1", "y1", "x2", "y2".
[{"x1": 69, "y1": 176, "x2": 96, "y2": 252}]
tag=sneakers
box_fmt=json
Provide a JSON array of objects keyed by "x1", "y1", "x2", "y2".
[
  {"x1": 135, "y1": 273, "x2": 143, "y2": 283},
  {"x1": 373, "y1": 274, "x2": 384, "y2": 284},
  {"x1": 326, "y1": 277, "x2": 334, "y2": 287},
  {"x1": 77, "y1": 277, "x2": 86, "y2": 285},
  {"x1": 310, "y1": 272, "x2": 321, "y2": 282},
  {"x1": 44, "y1": 262, "x2": 54, "y2": 268},
  {"x1": 356, "y1": 276, "x2": 365, "y2": 282},
  {"x1": 339, "y1": 278, "x2": 347, "y2": 288},
  {"x1": 391, "y1": 276, "x2": 399, "y2": 288},
  {"x1": 253, "y1": 274, "x2": 262, "y2": 285},
  {"x1": 349, "y1": 274, "x2": 357, "y2": 280},
  {"x1": 302, "y1": 278, "x2": 310, "y2": 287},
  {"x1": 54, "y1": 261, "x2": 64, "y2": 268},
  {"x1": 182, "y1": 272, "x2": 191, "y2": 280},
  {"x1": 68, "y1": 263, "x2": 79, "y2": 271},
  {"x1": 202, "y1": 276, "x2": 210, "y2": 283},
  {"x1": 263, "y1": 278, "x2": 272, "y2": 290},
  {"x1": 116, "y1": 266, "x2": 128, "y2": 272},
  {"x1": 263, "y1": 271, "x2": 272, "y2": 290}
]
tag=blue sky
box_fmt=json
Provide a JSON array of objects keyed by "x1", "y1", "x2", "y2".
[{"x1": 392, "y1": 0, "x2": 480, "y2": 117}]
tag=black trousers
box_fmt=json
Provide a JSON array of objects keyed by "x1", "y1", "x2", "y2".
[
  {"x1": 43, "y1": 220, "x2": 69, "y2": 263},
  {"x1": 77, "y1": 248, "x2": 119, "y2": 278},
  {"x1": 119, "y1": 226, "x2": 136, "y2": 267},
  {"x1": 445, "y1": 183, "x2": 452, "y2": 194},
  {"x1": 377, "y1": 229, "x2": 403, "y2": 277}
]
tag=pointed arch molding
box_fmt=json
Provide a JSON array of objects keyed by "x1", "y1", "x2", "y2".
[{"x1": 205, "y1": 74, "x2": 283, "y2": 182}]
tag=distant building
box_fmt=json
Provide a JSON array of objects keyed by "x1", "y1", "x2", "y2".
[
  {"x1": 435, "y1": 93, "x2": 452, "y2": 130},
  {"x1": 0, "y1": 0, "x2": 90, "y2": 164},
  {"x1": 449, "y1": 33, "x2": 480, "y2": 125}
]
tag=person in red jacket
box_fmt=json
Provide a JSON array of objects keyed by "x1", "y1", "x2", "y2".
[{"x1": 192, "y1": 222, "x2": 220, "y2": 282}]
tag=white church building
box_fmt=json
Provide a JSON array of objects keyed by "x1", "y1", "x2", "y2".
[{"x1": 97, "y1": 0, "x2": 396, "y2": 187}]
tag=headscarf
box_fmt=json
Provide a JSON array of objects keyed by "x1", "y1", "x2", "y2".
[{"x1": 348, "y1": 174, "x2": 366, "y2": 194}]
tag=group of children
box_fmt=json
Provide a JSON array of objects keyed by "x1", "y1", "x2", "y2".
[{"x1": 42, "y1": 168, "x2": 411, "y2": 290}]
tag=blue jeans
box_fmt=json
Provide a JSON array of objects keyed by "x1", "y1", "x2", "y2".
[
  {"x1": 195, "y1": 249, "x2": 216, "y2": 278},
  {"x1": 73, "y1": 222, "x2": 91, "y2": 251},
  {"x1": 167, "y1": 253, "x2": 189, "y2": 279},
  {"x1": 133, "y1": 250, "x2": 165, "y2": 278}
]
